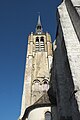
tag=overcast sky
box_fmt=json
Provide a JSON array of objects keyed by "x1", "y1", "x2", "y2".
[{"x1": 0, "y1": 0, "x2": 61, "y2": 120}]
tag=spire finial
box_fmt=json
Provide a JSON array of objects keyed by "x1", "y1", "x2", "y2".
[{"x1": 36, "y1": 13, "x2": 43, "y2": 34}]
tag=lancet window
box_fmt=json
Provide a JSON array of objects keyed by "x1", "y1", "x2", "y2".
[
  {"x1": 35, "y1": 36, "x2": 45, "y2": 51},
  {"x1": 40, "y1": 37, "x2": 45, "y2": 51},
  {"x1": 35, "y1": 37, "x2": 39, "y2": 51},
  {"x1": 45, "y1": 111, "x2": 51, "y2": 120}
]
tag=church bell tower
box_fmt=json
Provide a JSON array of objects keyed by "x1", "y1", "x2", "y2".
[{"x1": 19, "y1": 16, "x2": 53, "y2": 120}]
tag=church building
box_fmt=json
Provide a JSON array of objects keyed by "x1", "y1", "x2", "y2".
[{"x1": 19, "y1": 0, "x2": 80, "y2": 120}]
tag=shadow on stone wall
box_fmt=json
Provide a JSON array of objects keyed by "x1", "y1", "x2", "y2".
[{"x1": 49, "y1": 20, "x2": 80, "y2": 120}]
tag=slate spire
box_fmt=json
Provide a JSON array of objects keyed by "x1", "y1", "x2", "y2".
[{"x1": 36, "y1": 15, "x2": 43, "y2": 34}]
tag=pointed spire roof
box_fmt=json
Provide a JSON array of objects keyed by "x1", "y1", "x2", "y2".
[
  {"x1": 36, "y1": 15, "x2": 43, "y2": 34},
  {"x1": 37, "y1": 15, "x2": 41, "y2": 25}
]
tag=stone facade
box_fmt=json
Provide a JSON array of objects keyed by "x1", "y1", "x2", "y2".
[{"x1": 51, "y1": 0, "x2": 80, "y2": 120}]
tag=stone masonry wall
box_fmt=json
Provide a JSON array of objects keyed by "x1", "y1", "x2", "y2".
[
  {"x1": 53, "y1": 23, "x2": 73, "y2": 120},
  {"x1": 65, "y1": 0, "x2": 80, "y2": 41},
  {"x1": 51, "y1": 0, "x2": 80, "y2": 120}
]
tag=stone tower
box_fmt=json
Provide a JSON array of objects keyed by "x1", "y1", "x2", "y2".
[{"x1": 19, "y1": 16, "x2": 53, "y2": 120}]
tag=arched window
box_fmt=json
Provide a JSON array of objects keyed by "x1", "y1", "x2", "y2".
[
  {"x1": 32, "y1": 79, "x2": 40, "y2": 91},
  {"x1": 37, "y1": 26, "x2": 41, "y2": 30},
  {"x1": 36, "y1": 37, "x2": 39, "y2": 51},
  {"x1": 42, "y1": 79, "x2": 49, "y2": 91},
  {"x1": 45, "y1": 111, "x2": 51, "y2": 120},
  {"x1": 36, "y1": 37, "x2": 39, "y2": 42},
  {"x1": 40, "y1": 37, "x2": 45, "y2": 51}
]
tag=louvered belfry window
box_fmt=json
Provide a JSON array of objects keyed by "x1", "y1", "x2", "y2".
[
  {"x1": 36, "y1": 37, "x2": 39, "y2": 51},
  {"x1": 35, "y1": 37, "x2": 45, "y2": 51},
  {"x1": 40, "y1": 37, "x2": 44, "y2": 51}
]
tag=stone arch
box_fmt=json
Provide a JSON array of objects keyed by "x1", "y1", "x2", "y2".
[
  {"x1": 40, "y1": 36, "x2": 44, "y2": 42},
  {"x1": 36, "y1": 37, "x2": 39, "y2": 42},
  {"x1": 35, "y1": 37, "x2": 39, "y2": 51},
  {"x1": 42, "y1": 79, "x2": 49, "y2": 91},
  {"x1": 32, "y1": 79, "x2": 40, "y2": 91},
  {"x1": 40, "y1": 37, "x2": 45, "y2": 51},
  {"x1": 45, "y1": 111, "x2": 51, "y2": 120}
]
